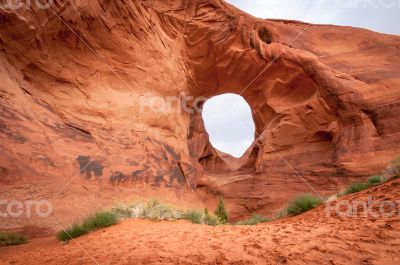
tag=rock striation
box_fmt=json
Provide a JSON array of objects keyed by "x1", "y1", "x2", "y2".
[{"x1": 0, "y1": 0, "x2": 400, "y2": 223}]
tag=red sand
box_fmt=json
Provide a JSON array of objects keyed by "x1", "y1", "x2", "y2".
[{"x1": 1, "y1": 179, "x2": 400, "y2": 265}]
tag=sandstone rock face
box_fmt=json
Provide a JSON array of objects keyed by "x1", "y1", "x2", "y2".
[{"x1": 0, "y1": 0, "x2": 399, "y2": 225}]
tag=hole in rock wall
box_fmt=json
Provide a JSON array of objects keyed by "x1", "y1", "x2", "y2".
[
  {"x1": 258, "y1": 27, "x2": 272, "y2": 44},
  {"x1": 202, "y1": 93, "x2": 255, "y2": 158},
  {"x1": 310, "y1": 131, "x2": 333, "y2": 143}
]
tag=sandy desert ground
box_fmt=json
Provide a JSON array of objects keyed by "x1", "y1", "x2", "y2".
[{"x1": 1, "y1": 178, "x2": 399, "y2": 265}]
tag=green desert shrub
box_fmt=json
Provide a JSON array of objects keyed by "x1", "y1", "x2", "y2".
[
  {"x1": 274, "y1": 209, "x2": 289, "y2": 219},
  {"x1": 344, "y1": 182, "x2": 371, "y2": 195},
  {"x1": 390, "y1": 156, "x2": 400, "y2": 178},
  {"x1": 183, "y1": 208, "x2": 221, "y2": 226},
  {"x1": 383, "y1": 156, "x2": 400, "y2": 180},
  {"x1": 57, "y1": 223, "x2": 89, "y2": 242},
  {"x1": 141, "y1": 199, "x2": 182, "y2": 221},
  {"x1": 112, "y1": 199, "x2": 182, "y2": 221},
  {"x1": 111, "y1": 199, "x2": 225, "y2": 226},
  {"x1": 203, "y1": 209, "x2": 221, "y2": 226},
  {"x1": 286, "y1": 194, "x2": 322, "y2": 215},
  {"x1": 57, "y1": 211, "x2": 118, "y2": 242},
  {"x1": 214, "y1": 196, "x2": 228, "y2": 224},
  {"x1": 111, "y1": 203, "x2": 133, "y2": 218},
  {"x1": 0, "y1": 232, "x2": 27, "y2": 246},
  {"x1": 83, "y1": 211, "x2": 119, "y2": 229},
  {"x1": 368, "y1": 175, "x2": 383, "y2": 185},
  {"x1": 183, "y1": 209, "x2": 203, "y2": 224},
  {"x1": 236, "y1": 214, "x2": 272, "y2": 225},
  {"x1": 112, "y1": 201, "x2": 147, "y2": 219}
]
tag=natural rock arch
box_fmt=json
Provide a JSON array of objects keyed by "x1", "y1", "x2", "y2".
[{"x1": 0, "y1": 0, "x2": 399, "y2": 220}]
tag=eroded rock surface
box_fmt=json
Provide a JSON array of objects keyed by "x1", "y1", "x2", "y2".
[{"x1": 0, "y1": 0, "x2": 399, "y2": 226}]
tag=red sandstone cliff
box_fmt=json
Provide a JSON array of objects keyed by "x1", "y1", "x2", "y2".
[{"x1": 0, "y1": 0, "x2": 399, "y2": 229}]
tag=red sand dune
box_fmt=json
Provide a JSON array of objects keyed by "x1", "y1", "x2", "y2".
[{"x1": 1, "y1": 179, "x2": 400, "y2": 265}]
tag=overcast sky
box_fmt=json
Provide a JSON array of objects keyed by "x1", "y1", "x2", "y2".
[
  {"x1": 202, "y1": 94, "x2": 255, "y2": 157},
  {"x1": 202, "y1": 1, "x2": 399, "y2": 158},
  {"x1": 226, "y1": 0, "x2": 400, "y2": 35}
]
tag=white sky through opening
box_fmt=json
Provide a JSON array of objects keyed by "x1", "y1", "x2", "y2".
[{"x1": 202, "y1": 94, "x2": 255, "y2": 158}]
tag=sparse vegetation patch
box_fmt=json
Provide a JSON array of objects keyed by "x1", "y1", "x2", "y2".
[
  {"x1": 142, "y1": 199, "x2": 183, "y2": 221},
  {"x1": 182, "y1": 209, "x2": 203, "y2": 224},
  {"x1": 112, "y1": 199, "x2": 182, "y2": 221},
  {"x1": 344, "y1": 182, "x2": 371, "y2": 195},
  {"x1": 112, "y1": 199, "x2": 223, "y2": 226},
  {"x1": 203, "y1": 208, "x2": 221, "y2": 226},
  {"x1": 286, "y1": 194, "x2": 322, "y2": 215},
  {"x1": 368, "y1": 175, "x2": 383, "y2": 185},
  {"x1": 215, "y1": 196, "x2": 228, "y2": 224},
  {"x1": 236, "y1": 214, "x2": 272, "y2": 225},
  {"x1": 57, "y1": 211, "x2": 118, "y2": 242},
  {"x1": 0, "y1": 232, "x2": 27, "y2": 246}
]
